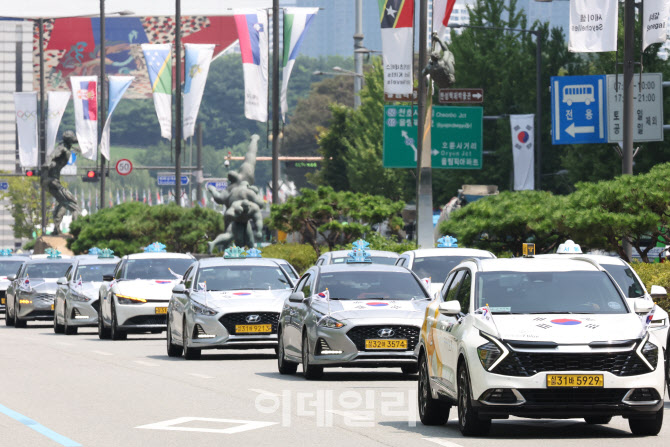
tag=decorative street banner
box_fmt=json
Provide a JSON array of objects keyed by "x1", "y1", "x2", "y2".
[
  {"x1": 234, "y1": 11, "x2": 269, "y2": 122},
  {"x1": 510, "y1": 114, "x2": 535, "y2": 191},
  {"x1": 142, "y1": 44, "x2": 172, "y2": 140},
  {"x1": 13, "y1": 92, "x2": 38, "y2": 168},
  {"x1": 378, "y1": 0, "x2": 414, "y2": 95},
  {"x1": 383, "y1": 105, "x2": 483, "y2": 169},
  {"x1": 281, "y1": 7, "x2": 318, "y2": 121},
  {"x1": 46, "y1": 91, "x2": 71, "y2": 158},
  {"x1": 71, "y1": 76, "x2": 98, "y2": 160},
  {"x1": 183, "y1": 43, "x2": 215, "y2": 139},
  {"x1": 100, "y1": 76, "x2": 134, "y2": 160},
  {"x1": 569, "y1": 0, "x2": 618, "y2": 53},
  {"x1": 642, "y1": 0, "x2": 670, "y2": 51},
  {"x1": 432, "y1": 0, "x2": 457, "y2": 35}
]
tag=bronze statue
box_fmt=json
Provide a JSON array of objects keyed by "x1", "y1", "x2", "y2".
[
  {"x1": 42, "y1": 131, "x2": 81, "y2": 236},
  {"x1": 207, "y1": 134, "x2": 265, "y2": 253},
  {"x1": 422, "y1": 32, "x2": 456, "y2": 89}
]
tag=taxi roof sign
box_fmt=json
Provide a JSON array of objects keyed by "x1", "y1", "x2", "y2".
[
  {"x1": 522, "y1": 243, "x2": 535, "y2": 257},
  {"x1": 557, "y1": 240, "x2": 582, "y2": 254}
]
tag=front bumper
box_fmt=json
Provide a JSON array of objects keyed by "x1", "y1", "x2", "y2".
[
  {"x1": 116, "y1": 300, "x2": 169, "y2": 332},
  {"x1": 17, "y1": 294, "x2": 54, "y2": 320},
  {"x1": 188, "y1": 311, "x2": 280, "y2": 350},
  {"x1": 64, "y1": 299, "x2": 100, "y2": 327}
]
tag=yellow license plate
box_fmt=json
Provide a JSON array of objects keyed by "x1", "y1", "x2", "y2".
[
  {"x1": 1, "y1": 298, "x2": 5, "y2": 305},
  {"x1": 51, "y1": 304, "x2": 54, "y2": 311},
  {"x1": 235, "y1": 324, "x2": 272, "y2": 333},
  {"x1": 365, "y1": 339, "x2": 408, "y2": 350},
  {"x1": 155, "y1": 307, "x2": 168, "y2": 314},
  {"x1": 546, "y1": 374, "x2": 604, "y2": 387}
]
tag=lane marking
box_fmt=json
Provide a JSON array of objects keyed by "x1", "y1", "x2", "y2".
[
  {"x1": 136, "y1": 417, "x2": 277, "y2": 434},
  {"x1": 249, "y1": 388, "x2": 279, "y2": 397},
  {"x1": 423, "y1": 438, "x2": 463, "y2": 447},
  {"x1": 0, "y1": 403, "x2": 81, "y2": 447},
  {"x1": 189, "y1": 373, "x2": 214, "y2": 379},
  {"x1": 134, "y1": 360, "x2": 158, "y2": 367},
  {"x1": 92, "y1": 350, "x2": 113, "y2": 356}
]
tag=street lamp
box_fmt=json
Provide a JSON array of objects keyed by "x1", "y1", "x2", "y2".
[{"x1": 448, "y1": 23, "x2": 543, "y2": 191}]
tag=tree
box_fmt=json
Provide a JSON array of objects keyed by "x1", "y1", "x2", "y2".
[
  {"x1": 267, "y1": 186, "x2": 405, "y2": 255},
  {"x1": 0, "y1": 175, "x2": 49, "y2": 239}
]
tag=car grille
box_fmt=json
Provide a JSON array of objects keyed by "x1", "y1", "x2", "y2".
[
  {"x1": 520, "y1": 388, "x2": 628, "y2": 405},
  {"x1": 33, "y1": 294, "x2": 54, "y2": 303},
  {"x1": 346, "y1": 325, "x2": 420, "y2": 351},
  {"x1": 122, "y1": 315, "x2": 166, "y2": 326},
  {"x1": 494, "y1": 350, "x2": 650, "y2": 377},
  {"x1": 219, "y1": 312, "x2": 280, "y2": 335}
]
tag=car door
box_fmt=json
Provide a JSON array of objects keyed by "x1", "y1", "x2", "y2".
[
  {"x1": 285, "y1": 272, "x2": 314, "y2": 357},
  {"x1": 425, "y1": 270, "x2": 457, "y2": 379},
  {"x1": 56, "y1": 264, "x2": 74, "y2": 322},
  {"x1": 6, "y1": 264, "x2": 22, "y2": 316},
  {"x1": 173, "y1": 265, "x2": 196, "y2": 341},
  {"x1": 102, "y1": 260, "x2": 124, "y2": 323},
  {"x1": 446, "y1": 269, "x2": 473, "y2": 390}
]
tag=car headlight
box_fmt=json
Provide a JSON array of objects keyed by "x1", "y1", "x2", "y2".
[
  {"x1": 70, "y1": 292, "x2": 91, "y2": 302},
  {"x1": 639, "y1": 338, "x2": 659, "y2": 370},
  {"x1": 191, "y1": 300, "x2": 217, "y2": 316},
  {"x1": 114, "y1": 293, "x2": 146, "y2": 304},
  {"x1": 476, "y1": 332, "x2": 508, "y2": 372},
  {"x1": 317, "y1": 315, "x2": 345, "y2": 329}
]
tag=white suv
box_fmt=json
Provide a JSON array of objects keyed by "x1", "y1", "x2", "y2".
[{"x1": 418, "y1": 257, "x2": 666, "y2": 436}]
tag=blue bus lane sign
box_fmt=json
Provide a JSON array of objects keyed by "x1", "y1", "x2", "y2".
[{"x1": 551, "y1": 75, "x2": 607, "y2": 145}]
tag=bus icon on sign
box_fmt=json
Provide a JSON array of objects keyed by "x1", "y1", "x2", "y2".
[{"x1": 562, "y1": 84, "x2": 594, "y2": 106}]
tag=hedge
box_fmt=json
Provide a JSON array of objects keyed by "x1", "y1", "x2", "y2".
[
  {"x1": 262, "y1": 243, "x2": 317, "y2": 274},
  {"x1": 631, "y1": 263, "x2": 670, "y2": 312}
]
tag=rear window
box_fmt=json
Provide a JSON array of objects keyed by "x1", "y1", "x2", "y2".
[
  {"x1": 331, "y1": 256, "x2": 397, "y2": 265},
  {"x1": 316, "y1": 271, "x2": 428, "y2": 301},
  {"x1": 76, "y1": 264, "x2": 117, "y2": 282},
  {"x1": 23, "y1": 262, "x2": 71, "y2": 279}
]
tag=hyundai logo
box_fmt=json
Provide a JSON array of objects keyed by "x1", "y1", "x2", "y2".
[
  {"x1": 246, "y1": 314, "x2": 261, "y2": 323},
  {"x1": 378, "y1": 328, "x2": 395, "y2": 338}
]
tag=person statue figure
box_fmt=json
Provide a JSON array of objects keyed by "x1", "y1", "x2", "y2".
[
  {"x1": 42, "y1": 130, "x2": 81, "y2": 236},
  {"x1": 422, "y1": 31, "x2": 456, "y2": 89},
  {"x1": 207, "y1": 134, "x2": 266, "y2": 253}
]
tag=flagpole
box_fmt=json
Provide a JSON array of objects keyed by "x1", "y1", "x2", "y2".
[
  {"x1": 99, "y1": 0, "x2": 107, "y2": 209},
  {"x1": 271, "y1": 0, "x2": 280, "y2": 206},
  {"x1": 175, "y1": 0, "x2": 183, "y2": 206},
  {"x1": 38, "y1": 18, "x2": 47, "y2": 235}
]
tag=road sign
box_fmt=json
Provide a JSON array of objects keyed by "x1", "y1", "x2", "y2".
[
  {"x1": 438, "y1": 88, "x2": 484, "y2": 104},
  {"x1": 383, "y1": 105, "x2": 483, "y2": 169},
  {"x1": 116, "y1": 159, "x2": 133, "y2": 176},
  {"x1": 551, "y1": 75, "x2": 607, "y2": 145},
  {"x1": 0, "y1": 181, "x2": 8, "y2": 191},
  {"x1": 385, "y1": 89, "x2": 418, "y2": 103},
  {"x1": 606, "y1": 73, "x2": 663, "y2": 143},
  {"x1": 206, "y1": 179, "x2": 228, "y2": 191},
  {"x1": 157, "y1": 175, "x2": 189, "y2": 186}
]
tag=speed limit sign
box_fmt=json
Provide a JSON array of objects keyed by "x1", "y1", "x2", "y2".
[{"x1": 116, "y1": 159, "x2": 133, "y2": 176}]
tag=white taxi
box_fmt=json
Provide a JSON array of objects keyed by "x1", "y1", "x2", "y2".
[{"x1": 418, "y1": 248, "x2": 665, "y2": 436}]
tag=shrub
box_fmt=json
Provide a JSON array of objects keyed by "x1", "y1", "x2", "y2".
[
  {"x1": 631, "y1": 262, "x2": 670, "y2": 312},
  {"x1": 262, "y1": 243, "x2": 318, "y2": 274}
]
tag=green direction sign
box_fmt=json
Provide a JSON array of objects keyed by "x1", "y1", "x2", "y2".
[{"x1": 383, "y1": 105, "x2": 483, "y2": 169}]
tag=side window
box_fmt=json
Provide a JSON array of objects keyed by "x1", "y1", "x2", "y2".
[
  {"x1": 302, "y1": 274, "x2": 314, "y2": 297},
  {"x1": 295, "y1": 273, "x2": 310, "y2": 294},
  {"x1": 113, "y1": 261, "x2": 124, "y2": 279},
  {"x1": 445, "y1": 270, "x2": 465, "y2": 303},
  {"x1": 315, "y1": 258, "x2": 323, "y2": 266},
  {"x1": 396, "y1": 257, "x2": 406, "y2": 267},
  {"x1": 183, "y1": 267, "x2": 194, "y2": 290},
  {"x1": 440, "y1": 271, "x2": 457, "y2": 301},
  {"x1": 65, "y1": 266, "x2": 74, "y2": 281},
  {"x1": 455, "y1": 271, "x2": 472, "y2": 314}
]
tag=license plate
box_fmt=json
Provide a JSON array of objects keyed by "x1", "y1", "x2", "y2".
[
  {"x1": 51, "y1": 304, "x2": 54, "y2": 311},
  {"x1": 155, "y1": 307, "x2": 168, "y2": 314},
  {"x1": 546, "y1": 374, "x2": 604, "y2": 387},
  {"x1": 365, "y1": 339, "x2": 408, "y2": 350},
  {"x1": 1, "y1": 298, "x2": 5, "y2": 305},
  {"x1": 235, "y1": 324, "x2": 272, "y2": 333}
]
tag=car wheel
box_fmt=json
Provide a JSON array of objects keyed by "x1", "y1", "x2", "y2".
[
  {"x1": 401, "y1": 364, "x2": 419, "y2": 375},
  {"x1": 183, "y1": 321, "x2": 201, "y2": 360},
  {"x1": 418, "y1": 353, "x2": 450, "y2": 425},
  {"x1": 63, "y1": 304, "x2": 77, "y2": 335},
  {"x1": 628, "y1": 407, "x2": 663, "y2": 436},
  {"x1": 584, "y1": 416, "x2": 611, "y2": 425},
  {"x1": 53, "y1": 308, "x2": 64, "y2": 334},
  {"x1": 166, "y1": 314, "x2": 182, "y2": 358},
  {"x1": 277, "y1": 330, "x2": 297, "y2": 374},
  {"x1": 5, "y1": 300, "x2": 15, "y2": 326},
  {"x1": 302, "y1": 332, "x2": 323, "y2": 380},
  {"x1": 457, "y1": 364, "x2": 491, "y2": 436},
  {"x1": 14, "y1": 301, "x2": 26, "y2": 328},
  {"x1": 110, "y1": 302, "x2": 127, "y2": 341},
  {"x1": 98, "y1": 305, "x2": 111, "y2": 339}
]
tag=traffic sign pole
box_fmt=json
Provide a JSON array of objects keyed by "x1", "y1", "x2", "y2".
[{"x1": 622, "y1": 0, "x2": 635, "y2": 261}]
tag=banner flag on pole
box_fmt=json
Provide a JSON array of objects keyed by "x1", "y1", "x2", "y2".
[
  {"x1": 378, "y1": 0, "x2": 414, "y2": 95},
  {"x1": 13, "y1": 92, "x2": 38, "y2": 168},
  {"x1": 141, "y1": 44, "x2": 172, "y2": 139},
  {"x1": 100, "y1": 76, "x2": 134, "y2": 160},
  {"x1": 234, "y1": 11, "x2": 269, "y2": 122},
  {"x1": 183, "y1": 43, "x2": 215, "y2": 139},
  {"x1": 70, "y1": 76, "x2": 98, "y2": 160},
  {"x1": 569, "y1": 0, "x2": 618, "y2": 53},
  {"x1": 510, "y1": 114, "x2": 535, "y2": 191},
  {"x1": 642, "y1": 0, "x2": 670, "y2": 51},
  {"x1": 432, "y1": 0, "x2": 457, "y2": 36},
  {"x1": 46, "y1": 91, "x2": 71, "y2": 158},
  {"x1": 281, "y1": 7, "x2": 318, "y2": 121}
]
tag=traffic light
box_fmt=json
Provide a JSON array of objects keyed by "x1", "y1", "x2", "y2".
[
  {"x1": 82, "y1": 170, "x2": 100, "y2": 183},
  {"x1": 25, "y1": 169, "x2": 38, "y2": 177}
]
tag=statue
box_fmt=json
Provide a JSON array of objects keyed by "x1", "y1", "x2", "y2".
[
  {"x1": 42, "y1": 131, "x2": 81, "y2": 236},
  {"x1": 422, "y1": 32, "x2": 456, "y2": 89},
  {"x1": 207, "y1": 134, "x2": 265, "y2": 253}
]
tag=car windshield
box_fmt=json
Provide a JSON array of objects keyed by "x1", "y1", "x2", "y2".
[
  {"x1": 23, "y1": 262, "x2": 71, "y2": 279},
  {"x1": 476, "y1": 271, "x2": 628, "y2": 314},
  {"x1": 331, "y1": 256, "x2": 397, "y2": 265},
  {"x1": 316, "y1": 271, "x2": 428, "y2": 300},
  {"x1": 119, "y1": 258, "x2": 193, "y2": 280},
  {"x1": 76, "y1": 264, "x2": 116, "y2": 282},
  {"x1": 195, "y1": 265, "x2": 292, "y2": 291},
  {"x1": 411, "y1": 256, "x2": 479, "y2": 283},
  {"x1": 601, "y1": 263, "x2": 645, "y2": 298},
  {"x1": 0, "y1": 260, "x2": 24, "y2": 276}
]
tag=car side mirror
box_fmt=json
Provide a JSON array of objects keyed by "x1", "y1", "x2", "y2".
[
  {"x1": 438, "y1": 300, "x2": 462, "y2": 316},
  {"x1": 634, "y1": 300, "x2": 654, "y2": 314},
  {"x1": 172, "y1": 284, "x2": 186, "y2": 294},
  {"x1": 649, "y1": 285, "x2": 667, "y2": 298},
  {"x1": 102, "y1": 274, "x2": 114, "y2": 282},
  {"x1": 289, "y1": 291, "x2": 305, "y2": 303},
  {"x1": 7, "y1": 274, "x2": 15, "y2": 281},
  {"x1": 57, "y1": 276, "x2": 68, "y2": 286}
]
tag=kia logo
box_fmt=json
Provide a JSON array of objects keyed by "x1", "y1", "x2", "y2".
[
  {"x1": 246, "y1": 314, "x2": 261, "y2": 323},
  {"x1": 378, "y1": 328, "x2": 395, "y2": 338}
]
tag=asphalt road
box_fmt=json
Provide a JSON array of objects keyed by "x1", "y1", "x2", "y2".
[{"x1": 0, "y1": 319, "x2": 668, "y2": 447}]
